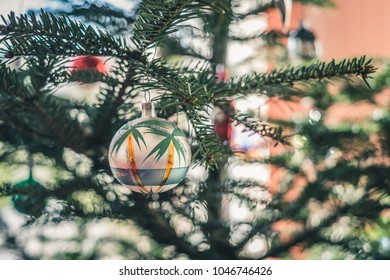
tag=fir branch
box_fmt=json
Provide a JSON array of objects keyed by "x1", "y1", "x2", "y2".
[
  {"x1": 33, "y1": 98, "x2": 83, "y2": 153},
  {"x1": 90, "y1": 60, "x2": 138, "y2": 145},
  {"x1": 0, "y1": 183, "x2": 13, "y2": 197},
  {"x1": 0, "y1": 64, "x2": 26, "y2": 97},
  {"x1": 228, "y1": 56, "x2": 377, "y2": 97},
  {"x1": 132, "y1": 196, "x2": 205, "y2": 259},
  {"x1": 53, "y1": 2, "x2": 135, "y2": 34},
  {"x1": 0, "y1": 99, "x2": 63, "y2": 153},
  {"x1": 260, "y1": 203, "x2": 350, "y2": 259},
  {"x1": 154, "y1": 87, "x2": 226, "y2": 168},
  {"x1": 233, "y1": 112, "x2": 291, "y2": 146},
  {"x1": 0, "y1": 60, "x2": 87, "y2": 154},
  {"x1": 132, "y1": 0, "x2": 192, "y2": 50},
  {"x1": 67, "y1": 69, "x2": 115, "y2": 84},
  {"x1": 159, "y1": 36, "x2": 210, "y2": 61},
  {"x1": 234, "y1": 1, "x2": 274, "y2": 20},
  {"x1": 0, "y1": 63, "x2": 57, "y2": 144},
  {"x1": 132, "y1": 0, "x2": 227, "y2": 51},
  {"x1": 138, "y1": 60, "x2": 226, "y2": 167},
  {"x1": 42, "y1": 57, "x2": 120, "y2": 88},
  {"x1": 0, "y1": 11, "x2": 141, "y2": 59},
  {"x1": 186, "y1": 105, "x2": 225, "y2": 168},
  {"x1": 229, "y1": 30, "x2": 286, "y2": 45},
  {"x1": 0, "y1": 215, "x2": 35, "y2": 260},
  {"x1": 234, "y1": 0, "x2": 334, "y2": 20}
]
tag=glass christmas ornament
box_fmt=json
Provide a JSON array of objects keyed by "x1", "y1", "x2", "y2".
[
  {"x1": 287, "y1": 21, "x2": 317, "y2": 60},
  {"x1": 72, "y1": 56, "x2": 106, "y2": 74},
  {"x1": 12, "y1": 161, "x2": 46, "y2": 216},
  {"x1": 215, "y1": 64, "x2": 229, "y2": 83},
  {"x1": 213, "y1": 102, "x2": 234, "y2": 143},
  {"x1": 213, "y1": 107, "x2": 231, "y2": 143},
  {"x1": 108, "y1": 102, "x2": 192, "y2": 193},
  {"x1": 213, "y1": 65, "x2": 232, "y2": 143},
  {"x1": 12, "y1": 178, "x2": 46, "y2": 216}
]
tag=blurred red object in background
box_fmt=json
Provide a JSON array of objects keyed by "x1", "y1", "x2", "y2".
[
  {"x1": 72, "y1": 56, "x2": 106, "y2": 73},
  {"x1": 213, "y1": 105, "x2": 232, "y2": 143}
]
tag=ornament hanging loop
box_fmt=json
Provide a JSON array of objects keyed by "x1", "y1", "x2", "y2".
[
  {"x1": 144, "y1": 90, "x2": 151, "y2": 103},
  {"x1": 27, "y1": 153, "x2": 34, "y2": 182},
  {"x1": 143, "y1": 48, "x2": 158, "y2": 103},
  {"x1": 141, "y1": 101, "x2": 156, "y2": 118}
]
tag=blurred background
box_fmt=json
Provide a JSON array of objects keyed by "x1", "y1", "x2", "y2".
[{"x1": 0, "y1": 0, "x2": 389, "y2": 260}]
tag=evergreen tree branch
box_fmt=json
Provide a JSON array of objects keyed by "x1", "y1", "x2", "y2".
[
  {"x1": 0, "y1": 11, "x2": 141, "y2": 59},
  {"x1": 0, "y1": 59, "x2": 88, "y2": 154},
  {"x1": 0, "y1": 64, "x2": 26, "y2": 97},
  {"x1": 159, "y1": 36, "x2": 210, "y2": 61},
  {"x1": 233, "y1": 112, "x2": 291, "y2": 146},
  {"x1": 229, "y1": 30, "x2": 286, "y2": 45},
  {"x1": 0, "y1": 216, "x2": 35, "y2": 260},
  {"x1": 66, "y1": 69, "x2": 115, "y2": 85},
  {"x1": 262, "y1": 207, "x2": 349, "y2": 259},
  {"x1": 141, "y1": 59, "x2": 227, "y2": 167},
  {"x1": 186, "y1": 105, "x2": 225, "y2": 168},
  {"x1": 132, "y1": 0, "x2": 227, "y2": 51},
  {"x1": 228, "y1": 56, "x2": 377, "y2": 98},
  {"x1": 234, "y1": 0, "x2": 334, "y2": 20},
  {"x1": 234, "y1": 1, "x2": 274, "y2": 20},
  {"x1": 154, "y1": 84, "x2": 226, "y2": 167},
  {"x1": 47, "y1": 1, "x2": 136, "y2": 34},
  {"x1": 89, "y1": 60, "x2": 139, "y2": 147},
  {"x1": 201, "y1": 175, "x2": 239, "y2": 259},
  {"x1": 132, "y1": 0, "x2": 191, "y2": 50},
  {"x1": 260, "y1": 194, "x2": 378, "y2": 259},
  {"x1": 32, "y1": 99, "x2": 83, "y2": 153},
  {"x1": 132, "y1": 196, "x2": 206, "y2": 259}
]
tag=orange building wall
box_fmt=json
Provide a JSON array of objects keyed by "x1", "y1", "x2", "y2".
[{"x1": 305, "y1": 0, "x2": 390, "y2": 60}]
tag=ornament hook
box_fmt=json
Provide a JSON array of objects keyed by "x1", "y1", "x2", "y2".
[
  {"x1": 144, "y1": 90, "x2": 151, "y2": 103},
  {"x1": 141, "y1": 101, "x2": 155, "y2": 118},
  {"x1": 28, "y1": 154, "x2": 34, "y2": 183},
  {"x1": 143, "y1": 48, "x2": 158, "y2": 103}
]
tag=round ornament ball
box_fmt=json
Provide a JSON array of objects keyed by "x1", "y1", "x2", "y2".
[
  {"x1": 108, "y1": 102, "x2": 192, "y2": 193},
  {"x1": 287, "y1": 21, "x2": 317, "y2": 61},
  {"x1": 72, "y1": 56, "x2": 106, "y2": 73},
  {"x1": 12, "y1": 178, "x2": 46, "y2": 216}
]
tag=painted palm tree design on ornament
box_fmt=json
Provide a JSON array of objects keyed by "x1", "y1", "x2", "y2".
[{"x1": 111, "y1": 119, "x2": 187, "y2": 193}]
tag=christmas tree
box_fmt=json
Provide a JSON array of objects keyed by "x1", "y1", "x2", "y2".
[{"x1": 0, "y1": 0, "x2": 388, "y2": 260}]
